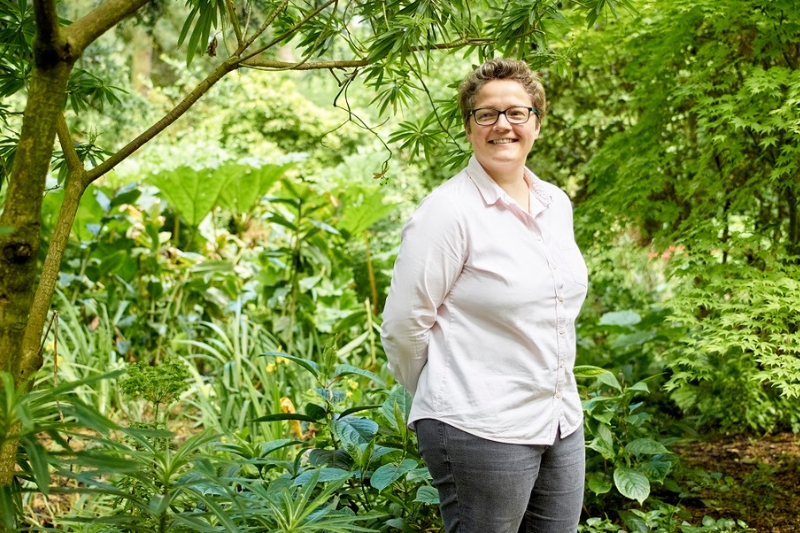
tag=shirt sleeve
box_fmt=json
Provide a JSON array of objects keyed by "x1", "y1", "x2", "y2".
[{"x1": 380, "y1": 192, "x2": 467, "y2": 395}]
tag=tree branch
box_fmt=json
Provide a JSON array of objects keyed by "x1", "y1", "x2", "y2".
[
  {"x1": 66, "y1": 0, "x2": 153, "y2": 54},
  {"x1": 241, "y1": 0, "x2": 290, "y2": 52},
  {"x1": 19, "y1": 173, "x2": 87, "y2": 384},
  {"x1": 242, "y1": 37, "x2": 493, "y2": 70},
  {"x1": 240, "y1": 0, "x2": 337, "y2": 62},
  {"x1": 55, "y1": 113, "x2": 83, "y2": 173},
  {"x1": 84, "y1": 57, "x2": 240, "y2": 185},
  {"x1": 242, "y1": 58, "x2": 370, "y2": 70},
  {"x1": 224, "y1": 0, "x2": 243, "y2": 47}
]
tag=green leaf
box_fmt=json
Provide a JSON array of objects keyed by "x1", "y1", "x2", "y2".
[
  {"x1": 305, "y1": 403, "x2": 328, "y2": 420},
  {"x1": 261, "y1": 351, "x2": 319, "y2": 378},
  {"x1": 253, "y1": 413, "x2": 319, "y2": 423},
  {"x1": 339, "y1": 404, "x2": 381, "y2": 417},
  {"x1": 337, "y1": 188, "x2": 398, "y2": 236},
  {"x1": 381, "y1": 387, "x2": 412, "y2": 432},
  {"x1": 599, "y1": 310, "x2": 641, "y2": 326},
  {"x1": 216, "y1": 163, "x2": 288, "y2": 215},
  {"x1": 627, "y1": 381, "x2": 650, "y2": 393},
  {"x1": 333, "y1": 364, "x2": 385, "y2": 386},
  {"x1": 0, "y1": 486, "x2": 16, "y2": 530},
  {"x1": 414, "y1": 485, "x2": 440, "y2": 504},
  {"x1": 149, "y1": 166, "x2": 229, "y2": 227},
  {"x1": 586, "y1": 471, "x2": 613, "y2": 494},
  {"x1": 588, "y1": 424, "x2": 616, "y2": 460},
  {"x1": 640, "y1": 457, "x2": 673, "y2": 483},
  {"x1": 189, "y1": 260, "x2": 235, "y2": 273},
  {"x1": 625, "y1": 438, "x2": 669, "y2": 456},
  {"x1": 619, "y1": 510, "x2": 649, "y2": 533},
  {"x1": 332, "y1": 416, "x2": 379, "y2": 447},
  {"x1": 614, "y1": 467, "x2": 650, "y2": 504},
  {"x1": 573, "y1": 365, "x2": 611, "y2": 378},
  {"x1": 20, "y1": 435, "x2": 50, "y2": 495},
  {"x1": 370, "y1": 458, "x2": 418, "y2": 491},
  {"x1": 293, "y1": 468, "x2": 352, "y2": 485},
  {"x1": 597, "y1": 372, "x2": 623, "y2": 391},
  {"x1": 0, "y1": 225, "x2": 13, "y2": 236}
]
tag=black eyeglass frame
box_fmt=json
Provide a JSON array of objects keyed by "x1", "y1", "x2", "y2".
[{"x1": 470, "y1": 106, "x2": 538, "y2": 126}]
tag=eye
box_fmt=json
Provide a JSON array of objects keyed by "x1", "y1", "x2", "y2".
[
  {"x1": 507, "y1": 108, "x2": 528, "y2": 120},
  {"x1": 475, "y1": 109, "x2": 497, "y2": 122}
]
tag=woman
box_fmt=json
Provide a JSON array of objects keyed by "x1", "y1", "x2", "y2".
[{"x1": 381, "y1": 59, "x2": 588, "y2": 533}]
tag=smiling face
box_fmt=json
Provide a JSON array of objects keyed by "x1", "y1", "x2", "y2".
[{"x1": 465, "y1": 79, "x2": 541, "y2": 182}]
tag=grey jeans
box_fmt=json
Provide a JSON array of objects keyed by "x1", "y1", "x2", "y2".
[{"x1": 416, "y1": 419, "x2": 585, "y2": 533}]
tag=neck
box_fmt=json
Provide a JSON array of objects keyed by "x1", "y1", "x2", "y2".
[{"x1": 490, "y1": 168, "x2": 529, "y2": 210}]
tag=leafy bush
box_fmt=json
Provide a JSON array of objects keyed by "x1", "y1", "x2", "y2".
[
  {"x1": 664, "y1": 247, "x2": 800, "y2": 433},
  {"x1": 578, "y1": 366, "x2": 679, "y2": 510}
]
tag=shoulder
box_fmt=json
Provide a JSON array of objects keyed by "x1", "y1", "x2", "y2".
[{"x1": 413, "y1": 170, "x2": 473, "y2": 220}]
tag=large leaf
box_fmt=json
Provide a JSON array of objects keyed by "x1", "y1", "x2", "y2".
[
  {"x1": 614, "y1": 466, "x2": 650, "y2": 504},
  {"x1": 149, "y1": 166, "x2": 229, "y2": 227},
  {"x1": 597, "y1": 371, "x2": 622, "y2": 391},
  {"x1": 625, "y1": 438, "x2": 669, "y2": 456},
  {"x1": 293, "y1": 468, "x2": 352, "y2": 486},
  {"x1": 640, "y1": 457, "x2": 673, "y2": 483},
  {"x1": 216, "y1": 163, "x2": 288, "y2": 215},
  {"x1": 381, "y1": 387, "x2": 412, "y2": 432},
  {"x1": 586, "y1": 471, "x2": 613, "y2": 494},
  {"x1": 370, "y1": 458, "x2": 418, "y2": 491},
  {"x1": 337, "y1": 188, "x2": 398, "y2": 236},
  {"x1": 414, "y1": 485, "x2": 439, "y2": 504},
  {"x1": 332, "y1": 416, "x2": 379, "y2": 448},
  {"x1": 588, "y1": 423, "x2": 615, "y2": 460}
]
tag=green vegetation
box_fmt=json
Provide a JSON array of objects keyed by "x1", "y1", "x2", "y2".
[{"x1": 0, "y1": 0, "x2": 798, "y2": 530}]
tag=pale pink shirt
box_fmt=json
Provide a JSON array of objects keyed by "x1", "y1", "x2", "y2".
[{"x1": 381, "y1": 156, "x2": 588, "y2": 445}]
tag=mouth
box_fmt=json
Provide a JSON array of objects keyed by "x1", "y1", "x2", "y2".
[{"x1": 489, "y1": 139, "x2": 518, "y2": 144}]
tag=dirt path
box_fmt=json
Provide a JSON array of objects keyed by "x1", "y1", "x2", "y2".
[{"x1": 676, "y1": 432, "x2": 800, "y2": 533}]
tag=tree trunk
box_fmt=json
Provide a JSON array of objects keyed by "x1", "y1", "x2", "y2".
[{"x1": 0, "y1": 62, "x2": 72, "y2": 383}]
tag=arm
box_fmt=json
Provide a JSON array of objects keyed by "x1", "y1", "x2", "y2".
[{"x1": 380, "y1": 193, "x2": 467, "y2": 395}]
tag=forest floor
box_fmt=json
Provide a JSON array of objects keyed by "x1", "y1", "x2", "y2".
[{"x1": 676, "y1": 432, "x2": 800, "y2": 533}]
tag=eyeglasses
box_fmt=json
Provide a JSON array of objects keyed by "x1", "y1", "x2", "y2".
[{"x1": 471, "y1": 106, "x2": 538, "y2": 126}]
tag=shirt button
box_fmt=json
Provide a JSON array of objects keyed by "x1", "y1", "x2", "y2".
[
  {"x1": 559, "y1": 360, "x2": 565, "y2": 368},
  {"x1": 550, "y1": 264, "x2": 557, "y2": 270},
  {"x1": 555, "y1": 392, "x2": 562, "y2": 400},
  {"x1": 556, "y1": 295, "x2": 564, "y2": 302},
  {"x1": 558, "y1": 328, "x2": 566, "y2": 335}
]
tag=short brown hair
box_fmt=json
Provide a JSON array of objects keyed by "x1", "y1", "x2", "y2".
[{"x1": 458, "y1": 59, "x2": 547, "y2": 132}]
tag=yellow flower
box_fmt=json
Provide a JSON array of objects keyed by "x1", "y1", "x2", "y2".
[
  {"x1": 346, "y1": 390, "x2": 353, "y2": 398},
  {"x1": 280, "y1": 397, "x2": 296, "y2": 413},
  {"x1": 276, "y1": 356, "x2": 288, "y2": 365},
  {"x1": 266, "y1": 363, "x2": 277, "y2": 373},
  {"x1": 347, "y1": 379, "x2": 359, "y2": 390}
]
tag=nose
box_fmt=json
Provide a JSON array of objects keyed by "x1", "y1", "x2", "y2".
[{"x1": 494, "y1": 113, "x2": 513, "y2": 128}]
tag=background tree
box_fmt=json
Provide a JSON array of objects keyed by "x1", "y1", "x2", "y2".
[{"x1": 536, "y1": 0, "x2": 800, "y2": 431}]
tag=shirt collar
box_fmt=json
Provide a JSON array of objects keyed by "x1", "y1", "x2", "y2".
[{"x1": 465, "y1": 156, "x2": 552, "y2": 214}]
